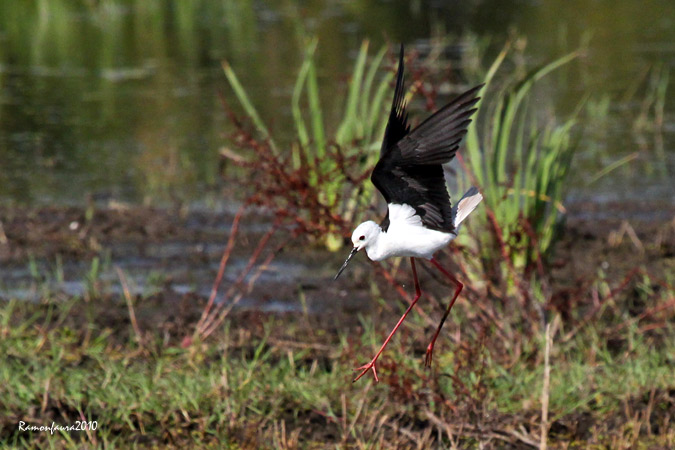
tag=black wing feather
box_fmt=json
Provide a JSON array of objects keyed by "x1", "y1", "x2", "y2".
[
  {"x1": 380, "y1": 44, "x2": 410, "y2": 155},
  {"x1": 372, "y1": 49, "x2": 483, "y2": 232}
]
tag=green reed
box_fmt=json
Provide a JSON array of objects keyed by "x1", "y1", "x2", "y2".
[
  {"x1": 223, "y1": 39, "x2": 394, "y2": 250},
  {"x1": 464, "y1": 44, "x2": 581, "y2": 272}
]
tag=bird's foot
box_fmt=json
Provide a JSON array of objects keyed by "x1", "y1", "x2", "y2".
[
  {"x1": 424, "y1": 343, "x2": 435, "y2": 368},
  {"x1": 353, "y1": 359, "x2": 379, "y2": 383}
]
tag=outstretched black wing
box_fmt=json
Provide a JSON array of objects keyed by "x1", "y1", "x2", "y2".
[
  {"x1": 380, "y1": 44, "x2": 410, "y2": 156},
  {"x1": 372, "y1": 58, "x2": 482, "y2": 232}
]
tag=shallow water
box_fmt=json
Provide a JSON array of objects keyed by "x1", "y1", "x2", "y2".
[{"x1": 0, "y1": 1, "x2": 673, "y2": 209}]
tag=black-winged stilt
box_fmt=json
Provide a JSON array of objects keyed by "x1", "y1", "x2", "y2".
[{"x1": 334, "y1": 45, "x2": 484, "y2": 382}]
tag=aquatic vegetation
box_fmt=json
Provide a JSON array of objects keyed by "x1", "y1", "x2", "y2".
[
  {"x1": 222, "y1": 39, "x2": 395, "y2": 251},
  {"x1": 462, "y1": 43, "x2": 581, "y2": 274},
  {"x1": 632, "y1": 63, "x2": 670, "y2": 133}
]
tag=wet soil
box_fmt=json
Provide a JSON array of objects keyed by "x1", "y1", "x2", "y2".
[
  {"x1": 1, "y1": 202, "x2": 673, "y2": 318},
  {"x1": 0, "y1": 203, "x2": 371, "y2": 334},
  {"x1": 0, "y1": 201, "x2": 672, "y2": 355}
]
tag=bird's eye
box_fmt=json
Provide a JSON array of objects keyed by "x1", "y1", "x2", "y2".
[{"x1": 359, "y1": 235, "x2": 365, "y2": 241}]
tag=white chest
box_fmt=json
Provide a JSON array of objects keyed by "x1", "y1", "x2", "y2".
[{"x1": 365, "y1": 204, "x2": 455, "y2": 261}]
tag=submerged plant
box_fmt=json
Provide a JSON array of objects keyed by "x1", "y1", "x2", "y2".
[{"x1": 632, "y1": 62, "x2": 670, "y2": 133}]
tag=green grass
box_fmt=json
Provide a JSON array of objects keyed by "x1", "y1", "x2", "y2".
[{"x1": 1, "y1": 289, "x2": 673, "y2": 448}]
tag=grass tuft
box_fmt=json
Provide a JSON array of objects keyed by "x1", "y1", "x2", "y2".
[{"x1": 463, "y1": 42, "x2": 582, "y2": 274}]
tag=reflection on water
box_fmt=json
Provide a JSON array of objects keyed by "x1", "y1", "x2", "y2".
[{"x1": 0, "y1": 0, "x2": 673, "y2": 207}]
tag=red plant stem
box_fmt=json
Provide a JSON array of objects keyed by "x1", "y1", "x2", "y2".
[
  {"x1": 450, "y1": 252, "x2": 504, "y2": 330},
  {"x1": 610, "y1": 296, "x2": 675, "y2": 335},
  {"x1": 639, "y1": 322, "x2": 669, "y2": 333},
  {"x1": 201, "y1": 240, "x2": 285, "y2": 340},
  {"x1": 456, "y1": 154, "x2": 517, "y2": 333},
  {"x1": 562, "y1": 268, "x2": 672, "y2": 342},
  {"x1": 520, "y1": 217, "x2": 549, "y2": 289},
  {"x1": 196, "y1": 204, "x2": 246, "y2": 332},
  {"x1": 197, "y1": 217, "x2": 281, "y2": 338},
  {"x1": 456, "y1": 154, "x2": 480, "y2": 187},
  {"x1": 484, "y1": 207, "x2": 529, "y2": 306}
]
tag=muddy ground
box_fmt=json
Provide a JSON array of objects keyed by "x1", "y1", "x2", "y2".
[{"x1": 1, "y1": 201, "x2": 673, "y2": 338}]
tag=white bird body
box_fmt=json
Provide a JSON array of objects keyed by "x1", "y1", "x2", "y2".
[
  {"x1": 355, "y1": 205, "x2": 455, "y2": 261},
  {"x1": 352, "y1": 187, "x2": 484, "y2": 261},
  {"x1": 333, "y1": 44, "x2": 485, "y2": 383}
]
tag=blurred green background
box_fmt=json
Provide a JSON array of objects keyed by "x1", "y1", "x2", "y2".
[{"x1": 0, "y1": 0, "x2": 672, "y2": 208}]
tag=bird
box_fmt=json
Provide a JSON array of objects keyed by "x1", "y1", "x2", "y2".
[{"x1": 334, "y1": 44, "x2": 484, "y2": 383}]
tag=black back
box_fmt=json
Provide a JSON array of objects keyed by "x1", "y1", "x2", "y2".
[{"x1": 372, "y1": 46, "x2": 482, "y2": 232}]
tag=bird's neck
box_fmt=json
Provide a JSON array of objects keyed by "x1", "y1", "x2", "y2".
[{"x1": 365, "y1": 226, "x2": 389, "y2": 262}]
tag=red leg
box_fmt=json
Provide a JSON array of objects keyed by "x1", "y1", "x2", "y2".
[
  {"x1": 354, "y1": 257, "x2": 422, "y2": 382},
  {"x1": 425, "y1": 257, "x2": 463, "y2": 367}
]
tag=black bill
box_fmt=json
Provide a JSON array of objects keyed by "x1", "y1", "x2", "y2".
[{"x1": 334, "y1": 247, "x2": 359, "y2": 280}]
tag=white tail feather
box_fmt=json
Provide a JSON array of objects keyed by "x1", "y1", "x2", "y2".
[{"x1": 453, "y1": 187, "x2": 483, "y2": 228}]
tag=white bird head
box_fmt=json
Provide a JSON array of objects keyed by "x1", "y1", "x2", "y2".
[
  {"x1": 334, "y1": 221, "x2": 381, "y2": 280},
  {"x1": 351, "y1": 221, "x2": 380, "y2": 251}
]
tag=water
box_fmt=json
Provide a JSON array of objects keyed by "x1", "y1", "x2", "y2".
[
  {"x1": 0, "y1": 0, "x2": 673, "y2": 209},
  {"x1": 1, "y1": 1, "x2": 673, "y2": 308}
]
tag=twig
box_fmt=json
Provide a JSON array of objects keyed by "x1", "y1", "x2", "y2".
[
  {"x1": 196, "y1": 217, "x2": 280, "y2": 337},
  {"x1": 347, "y1": 383, "x2": 372, "y2": 440},
  {"x1": 41, "y1": 377, "x2": 51, "y2": 415},
  {"x1": 116, "y1": 266, "x2": 143, "y2": 344},
  {"x1": 484, "y1": 207, "x2": 530, "y2": 307},
  {"x1": 610, "y1": 296, "x2": 675, "y2": 335},
  {"x1": 200, "y1": 238, "x2": 285, "y2": 340},
  {"x1": 608, "y1": 220, "x2": 645, "y2": 252},
  {"x1": 424, "y1": 409, "x2": 461, "y2": 448},
  {"x1": 78, "y1": 407, "x2": 97, "y2": 446},
  {"x1": 195, "y1": 204, "x2": 246, "y2": 332},
  {"x1": 508, "y1": 426, "x2": 540, "y2": 448},
  {"x1": 540, "y1": 321, "x2": 552, "y2": 450}
]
